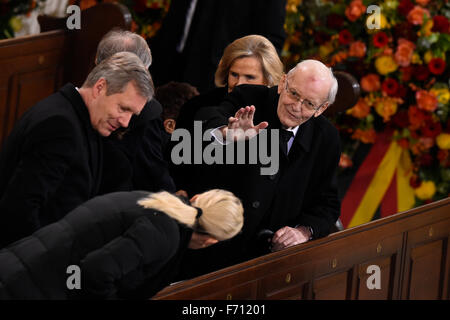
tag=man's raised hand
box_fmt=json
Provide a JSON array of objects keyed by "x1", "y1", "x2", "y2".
[{"x1": 221, "y1": 105, "x2": 268, "y2": 141}]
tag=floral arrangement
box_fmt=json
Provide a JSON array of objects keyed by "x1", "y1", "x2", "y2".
[
  {"x1": 284, "y1": 0, "x2": 449, "y2": 206},
  {"x1": 78, "y1": 0, "x2": 170, "y2": 39},
  {"x1": 0, "y1": 0, "x2": 45, "y2": 39}
]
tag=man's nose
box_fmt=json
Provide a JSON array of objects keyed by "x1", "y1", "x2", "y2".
[
  {"x1": 236, "y1": 77, "x2": 246, "y2": 86},
  {"x1": 292, "y1": 99, "x2": 303, "y2": 112}
]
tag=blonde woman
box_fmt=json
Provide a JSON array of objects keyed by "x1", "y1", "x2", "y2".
[{"x1": 0, "y1": 189, "x2": 243, "y2": 300}]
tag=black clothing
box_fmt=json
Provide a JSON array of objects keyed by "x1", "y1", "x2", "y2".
[
  {"x1": 0, "y1": 84, "x2": 103, "y2": 247},
  {"x1": 0, "y1": 191, "x2": 193, "y2": 299}
]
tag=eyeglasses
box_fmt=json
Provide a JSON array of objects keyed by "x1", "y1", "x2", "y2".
[{"x1": 284, "y1": 79, "x2": 327, "y2": 113}]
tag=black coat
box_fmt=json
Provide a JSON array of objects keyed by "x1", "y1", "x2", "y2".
[
  {"x1": 0, "y1": 84, "x2": 103, "y2": 247},
  {"x1": 150, "y1": 0, "x2": 286, "y2": 92},
  {"x1": 0, "y1": 191, "x2": 193, "y2": 300},
  {"x1": 177, "y1": 84, "x2": 341, "y2": 279}
]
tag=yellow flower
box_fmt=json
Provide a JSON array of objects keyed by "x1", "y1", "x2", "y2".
[
  {"x1": 379, "y1": 14, "x2": 389, "y2": 29},
  {"x1": 430, "y1": 88, "x2": 450, "y2": 104},
  {"x1": 9, "y1": 17, "x2": 22, "y2": 33},
  {"x1": 424, "y1": 51, "x2": 446, "y2": 63},
  {"x1": 319, "y1": 43, "x2": 334, "y2": 60},
  {"x1": 414, "y1": 181, "x2": 436, "y2": 200},
  {"x1": 424, "y1": 51, "x2": 433, "y2": 64},
  {"x1": 436, "y1": 133, "x2": 450, "y2": 150},
  {"x1": 375, "y1": 97, "x2": 398, "y2": 122},
  {"x1": 411, "y1": 52, "x2": 422, "y2": 64},
  {"x1": 375, "y1": 55, "x2": 398, "y2": 75},
  {"x1": 287, "y1": 0, "x2": 302, "y2": 13},
  {"x1": 421, "y1": 19, "x2": 434, "y2": 37}
]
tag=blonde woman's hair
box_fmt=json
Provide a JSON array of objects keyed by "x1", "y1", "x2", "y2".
[
  {"x1": 215, "y1": 34, "x2": 284, "y2": 88},
  {"x1": 137, "y1": 189, "x2": 244, "y2": 241}
]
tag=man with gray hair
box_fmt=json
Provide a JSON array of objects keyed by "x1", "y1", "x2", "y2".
[
  {"x1": 95, "y1": 29, "x2": 176, "y2": 194},
  {"x1": 178, "y1": 59, "x2": 341, "y2": 278},
  {"x1": 0, "y1": 51, "x2": 153, "y2": 247}
]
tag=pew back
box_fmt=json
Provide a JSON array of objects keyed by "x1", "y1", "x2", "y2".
[{"x1": 154, "y1": 197, "x2": 450, "y2": 300}]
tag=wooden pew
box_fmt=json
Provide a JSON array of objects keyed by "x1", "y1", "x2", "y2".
[
  {"x1": 0, "y1": 3, "x2": 131, "y2": 147},
  {"x1": 154, "y1": 197, "x2": 450, "y2": 300}
]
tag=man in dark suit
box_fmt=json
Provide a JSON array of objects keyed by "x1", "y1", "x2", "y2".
[
  {"x1": 0, "y1": 52, "x2": 154, "y2": 247},
  {"x1": 177, "y1": 60, "x2": 341, "y2": 278}
]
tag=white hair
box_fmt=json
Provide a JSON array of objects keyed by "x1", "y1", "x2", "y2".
[{"x1": 288, "y1": 60, "x2": 338, "y2": 105}]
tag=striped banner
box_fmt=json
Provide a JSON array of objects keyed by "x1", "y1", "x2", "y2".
[{"x1": 341, "y1": 129, "x2": 415, "y2": 228}]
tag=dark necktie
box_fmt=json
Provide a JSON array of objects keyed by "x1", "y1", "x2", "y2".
[{"x1": 280, "y1": 129, "x2": 294, "y2": 155}]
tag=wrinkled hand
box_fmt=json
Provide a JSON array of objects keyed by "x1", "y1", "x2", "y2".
[
  {"x1": 222, "y1": 105, "x2": 268, "y2": 141},
  {"x1": 271, "y1": 226, "x2": 311, "y2": 252},
  {"x1": 188, "y1": 232, "x2": 218, "y2": 249}
]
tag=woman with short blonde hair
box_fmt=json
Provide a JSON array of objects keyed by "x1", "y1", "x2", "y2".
[{"x1": 214, "y1": 34, "x2": 284, "y2": 90}]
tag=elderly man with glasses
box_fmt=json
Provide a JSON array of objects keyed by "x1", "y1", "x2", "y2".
[{"x1": 177, "y1": 59, "x2": 341, "y2": 279}]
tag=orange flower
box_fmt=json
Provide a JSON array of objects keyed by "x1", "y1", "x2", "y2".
[
  {"x1": 360, "y1": 74, "x2": 381, "y2": 92},
  {"x1": 394, "y1": 38, "x2": 416, "y2": 67},
  {"x1": 416, "y1": 90, "x2": 438, "y2": 112},
  {"x1": 345, "y1": 0, "x2": 366, "y2": 22},
  {"x1": 330, "y1": 51, "x2": 349, "y2": 65},
  {"x1": 411, "y1": 137, "x2": 435, "y2": 155},
  {"x1": 339, "y1": 153, "x2": 353, "y2": 169},
  {"x1": 346, "y1": 98, "x2": 371, "y2": 119},
  {"x1": 348, "y1": 41, "x2": 366, "y2": 58},
  {"x1": 375, "y1": 97, "x2": 399, "y2": 122},
  {"x1": 407, "y1": 6, "x2": 430, "y2": 25},
  {"x1": 352, "y1": 128, "x2": 376, "y2": 144}
]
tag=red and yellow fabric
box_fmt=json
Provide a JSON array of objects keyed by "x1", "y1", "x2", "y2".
[{"x1": 341, "y1": 129, "x2": 415, "y2": 229}]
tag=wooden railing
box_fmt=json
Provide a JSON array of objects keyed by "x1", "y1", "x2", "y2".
[{"x1": 154, "y1": 197, "x2": 450, "y2": 300}]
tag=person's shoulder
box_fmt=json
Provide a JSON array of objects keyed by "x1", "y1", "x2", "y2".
[
  {"x1": 228, "y1": 84, "x2": 278, "y2": 104},
  {"x1": 312, "y1": 115, "x2": 340, "y2": 151},
  {"x1": 185, "y1": 87, "x2": 227, "y2": 108},
  {"x1": 63, "y1": 191, "x2": 152, "y2": 226},
  {"x1": 22, "y1": 84, "x2": 81, "y2": 126},
  {"x1": 314, "y1": 115, "x2": 339, "y2": 134}
]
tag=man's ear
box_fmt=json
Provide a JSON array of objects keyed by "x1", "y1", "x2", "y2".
[
  {"x1": 202, "y1": 236, "x2": 218, "y2": 248},
  {"x1": 92, "y1": 78, "x2": 107, "y2": 99},
  {"x1": 314, "y1": 102, "x2": 329, "y2": 118},
  {"x1": 163, "y1": 118, "x2": 176, "y2": 134},
  {"x1": 277, "y1": 74, "x2": 287, "y2": 94}
]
